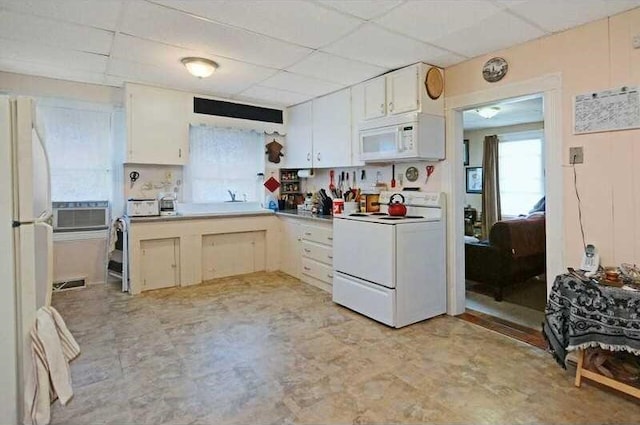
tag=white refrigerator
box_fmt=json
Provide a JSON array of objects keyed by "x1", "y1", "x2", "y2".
[{"x1": 0, "y1": 96, "x2": 53, "y2": 423}]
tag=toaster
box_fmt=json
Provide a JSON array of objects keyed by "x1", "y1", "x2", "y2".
[{"x1": 126, "y1": 199, "x2": 159, "y2": 217}]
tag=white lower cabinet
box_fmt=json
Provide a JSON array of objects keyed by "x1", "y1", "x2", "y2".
[
  {"x1": 140, "y1": 238, "x2": 180, "y2": 291},
  {"x1": 300, "y1": 222, "x2": 333, "y2": 292},
  {"x1": 202, "y1": 231, "x2": 266, "y2": 280},
  {"x1": 280, "y1": 218, "x2": 302, "y2": 279}
]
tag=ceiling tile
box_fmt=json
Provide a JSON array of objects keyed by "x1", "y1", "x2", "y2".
[
  {"x1": 120, "y1": 0, "x2": 312, "y2": 69},
  {"x1": 375, "y1": 0, "x2": 503, "y2": 43},
  {"x1": 0, "y1": 10, "x2": 113, "y2": 55},
  {"x1": 0, "y1": 0, "x2": 123, "y2": 30},
  {"x1": 236, "y1": 85, "x2": 312, "y2": 107},
  {"x1": 0, "y1": 57, "x2": 107, "y2": 86},
  {"x1": 432, "y1": 10, "x2": 546, "y2": 58},
  {"x1": 0, "y1": 38, "x2": 107, "y2": 73},
  {"x1": 316, "y1": 0, "x2": 405, "y2": 20},
  {"x1": 153, "y1": 0, "x2": 363, "y2": 49},
  {"x1": 501, "y1": 0, "x2": 640, "y2": 33},
  {"x1": 286, "y1": 51, "x2": 387, "y2": 85},
  {"x1": 110, "y1": 34, "x2": 278, "y2": 94},
  {"x1": 260, "y1": 71, "x2": 343, "y2": 97},
  {"x1": 322, "y1": 23, "x2": 450, "y2": 69}
]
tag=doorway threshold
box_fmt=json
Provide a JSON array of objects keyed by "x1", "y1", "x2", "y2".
[{"x1": 458, "y1": 308, "x2": 547, "y2": 350}]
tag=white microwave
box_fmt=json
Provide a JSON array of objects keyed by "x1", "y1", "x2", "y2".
[{"x1": 359, "y1": 113, "x2": 445, "y2": 162}]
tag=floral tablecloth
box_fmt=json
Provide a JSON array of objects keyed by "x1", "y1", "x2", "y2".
[{"x1": 542, "y1": 273, "x2": 640, "y2": 368}]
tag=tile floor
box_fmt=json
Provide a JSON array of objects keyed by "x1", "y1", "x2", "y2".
[
  {"x1": 51, "y1": 272, "x2": 639, "y2": 425},
  {"x1": 466, "y1": 291, "x2": 545, "y2": 330}
]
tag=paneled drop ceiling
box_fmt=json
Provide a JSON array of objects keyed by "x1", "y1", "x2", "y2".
[
  {"x1": 463, "y1": 96, "x2": 543, "y2": 130},
  {"x1": 0, "y1": 0, "x2": 639, "y2": 107}
]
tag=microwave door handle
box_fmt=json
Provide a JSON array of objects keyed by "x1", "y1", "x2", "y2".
[{"x1": 396, "y1": 127, "x2": 404, "y2": 152}]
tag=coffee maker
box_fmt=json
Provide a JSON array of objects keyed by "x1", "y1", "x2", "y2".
[{"x1": 159, "y1": 193, "x2": 177, "y2": 216}]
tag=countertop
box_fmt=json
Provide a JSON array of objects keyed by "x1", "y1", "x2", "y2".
[
  {"x1": 126, "y1": 210, "x2": 274, "y2": 223},
  {"x1": 276, "y1": 210, "x2": 333, "y2": 223}
]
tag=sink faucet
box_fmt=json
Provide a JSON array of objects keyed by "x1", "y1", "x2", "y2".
[
  {"x1": 228, "y1": 190, "x2": 236, "y2": 202},
  {"x1": 242, "y1": 193, "x2": 247, "y2": 202}
]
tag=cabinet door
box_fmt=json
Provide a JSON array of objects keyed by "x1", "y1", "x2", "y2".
[
  {"x1": 312, "y1": 88, "x2": 351, "y2": 168},
  {"x1": 350, "y1": 84, "x2": 365, "y2": 166},
  {"x1": 363, "y1": 77, "x2": 386, "y2": 120},
  {"x1": 280, "y1": 219, "x2": 301, "y2": 279},
  {"x1": 284, "y1": 101, "x2": 313, "y2": 168},
  {"x1": 140, "y1": 238, "x2": 179, "y2": 291},
  {"x1": 386, "y1": 65, "x2": 419, "y2": 115},
  {"x1": 126, "y1": 84, "x2": 190, "y2": 165},
  {"x1": 202, "y1": 232, "x2": 265, "y2": 280}
]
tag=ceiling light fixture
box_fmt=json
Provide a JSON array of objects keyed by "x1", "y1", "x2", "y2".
[
  {"x1": 181, "y1": 57, "x2": 218, "y2": 78},
  {"x1": 476, "y1": 106, "x2": 500, "y2": 119}
]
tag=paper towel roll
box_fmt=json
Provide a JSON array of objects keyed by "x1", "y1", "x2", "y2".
[{"x1": 297, "y1": 169, "x2": 313, "y2": 178}]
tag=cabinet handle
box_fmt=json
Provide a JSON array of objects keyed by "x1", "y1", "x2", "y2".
[
  {"x1": 304, "y1": 248, "x2": 311, "y2": 253},
  {"x1": 327, "y1": 255, "x2": 333, "y2": 259},
  {"x1": 327, "y1": 273, "x2": 333, "y2": 279},
  {"x1": 307, "y1": 153, "x2": 311, "y2": 161},
  {"x1": 389, "y1": 101, "x2": 394, "y2": 112},
  {"x1": 304, "y1": 232, "x2": 312, "y2": 236},
  {"x1": 297, "y1": 237, "x2": 301, "y2": 241},
  {"x1": 303, "y1": 266, "x2": 311, "y2": 271},
  {"x1": 171, "y1": 264, "x2": 176, "y2": 268},
  {"x1": 327, "y1": 236, "x2": 333, "y2": 241},
  {"x1": 179, "y1": 148, "x2": 182, "y2": 158},
  {"x1": 379, "y1": 103, "x2": 384, "y2": 113},
  {"x1": 317, "y1": 152, "x2": 321, "y2": 161}
]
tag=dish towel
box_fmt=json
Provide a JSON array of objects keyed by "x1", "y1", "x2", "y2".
[{"x1": 24, "y1": 306, "x2": 80, "y2": 425}]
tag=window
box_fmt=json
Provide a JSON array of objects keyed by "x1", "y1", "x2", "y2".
[
  {"x1": 498, "y1": 130, "x2": 544, "y2": 216},
  {"x1": 186, "y1": 125, "x2": 264, "y2": 203},
  {"x1": 37, "y1": 100, "x2": 114, "y2": 202}
]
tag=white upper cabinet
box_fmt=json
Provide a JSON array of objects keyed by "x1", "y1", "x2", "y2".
[
  {"x1": 362, "y1": 63, "x2": 444, "y2": 121},
  {"x1": 284, "y1": 101, "x2": 313, "y2": 169},
  {"x1": 350, "y1": 83, "x2": 365, "y2": 166},
  {"x1": 363, "y1": 77, "x2": 386, "y2": 120},
  {"x1": 312, "y1": 88, "x2": 351, "y2": 168},
  {"x1": 126, "y1": 84, "x2": 190, "y2": 165},
  {"x1": 386, "y1": 65, "x2": 419, "y2": 115},
  {"x1": 285, "y1": 88, "x2": 352, "y2": 168}
]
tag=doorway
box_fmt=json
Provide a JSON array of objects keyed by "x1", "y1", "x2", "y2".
[
  {"x1": 443, "y1": 74, "x2": 564, "y2": 328},
  {"x1": 461, "y1": 95, "x2": 547, "y2": 330}
]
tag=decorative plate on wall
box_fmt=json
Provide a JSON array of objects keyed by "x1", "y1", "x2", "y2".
[
  {"x1": 405, "y1": 166, "x2": 419, "y2": 182},
  {"x1": 425, "y1": 67, "x2": 444, "y2": 100},
  {"x1": 482, "y1": 57, "x2": 508, "y2": 83}
]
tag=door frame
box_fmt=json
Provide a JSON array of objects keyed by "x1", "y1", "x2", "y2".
[{"x1": 443, "y1": 73, "x2": 564, "y2": 315}]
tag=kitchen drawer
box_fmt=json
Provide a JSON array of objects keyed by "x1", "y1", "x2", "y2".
[
  {"x1": 301, "y1": 224, "x2": 333, "y2": 246},
  {"x1": 332, "y1": 272, "x2": 395, "y2": 327},
  {"x1": 301, "y1": 241, "x2": 333, "y2": 266},
  {"x1": 301, "y1": 257, "x2": 333, "y2": 285}
]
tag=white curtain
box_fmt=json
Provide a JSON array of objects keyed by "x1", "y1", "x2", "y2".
[
  {"x1": 186, "y1": 125, "x2": 264, "y2": 203},
  {"x1": 37, "y1": 103, "x2": 113, "y2": 202}
]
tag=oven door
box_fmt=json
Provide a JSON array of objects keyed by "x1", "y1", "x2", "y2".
[
  {"x1": 333, "y1": 218, "x2": 396, "y2": 288},
  {"x1": 333, "y1": 271, "x2": 395, "y2": 327}
]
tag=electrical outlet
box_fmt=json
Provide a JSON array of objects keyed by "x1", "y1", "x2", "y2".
[
  {"x1": 633, "y1": 34, "x2": 640, "y2": 49},
  {"x1": 569, "y1": 146, "x2": 584, "y2": 164}
]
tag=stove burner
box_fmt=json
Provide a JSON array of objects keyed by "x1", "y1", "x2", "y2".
[
  {"x1": 379, "y1": 216, "x2": 404, "y2": 220},
  {"x1": 405, "y1": 215, "x2": 424, "y2": 219},
  {"x1": 370, "y1": 212, "x2": 388, "y2": 216},
  {"x1": 349, "y1": 213, "x2": 368, "y2": 217}
]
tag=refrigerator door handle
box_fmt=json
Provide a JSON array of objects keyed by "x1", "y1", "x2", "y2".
[
  {"x1": 33, "y1": 220, "x2": 53, "y2": 308},
  {"x1": 32, "y1": 126, "x2": 52, "y2": 219}
]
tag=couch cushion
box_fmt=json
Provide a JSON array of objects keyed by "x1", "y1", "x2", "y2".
[{"x1": 489, "y1": 214, "x2": 545, "y2": 258}]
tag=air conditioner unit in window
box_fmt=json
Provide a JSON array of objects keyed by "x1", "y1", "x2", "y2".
[{"x1": 52, "y1": 201, "x2": 110, "y2": 232}]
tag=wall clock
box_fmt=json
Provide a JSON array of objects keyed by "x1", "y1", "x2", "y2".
[
  {"x1": 425, "y1": 67, "x2": 443, "y2": 100},
  {"x1": 482, "y1": 57, "x2": 508, "y2": 83}
]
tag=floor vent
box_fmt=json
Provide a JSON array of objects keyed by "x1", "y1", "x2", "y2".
[{"x1": 53, "y1": 278, "x2": 87, "y2": 292}]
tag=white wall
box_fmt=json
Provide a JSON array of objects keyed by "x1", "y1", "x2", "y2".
[{"x1": 463, "y1": 121, "x2": 544, "y2": 212}]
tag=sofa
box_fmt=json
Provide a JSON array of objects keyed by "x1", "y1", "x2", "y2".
[{"x1": 465, "y1": 213, "x2": 546, "y2": 301}]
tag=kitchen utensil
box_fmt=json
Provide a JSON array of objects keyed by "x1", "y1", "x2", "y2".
[
  {"x1": 391, "y1": 164, "x2": 396, "y2": 188},
  {"x1": 361, "y1": 169, "x2": 366, "y2": 181},
  {"x1": 387, "y1": 193, "x2": 407, "y2": 217},
  {"x1": 329, "y1": 170, "x2": 336, "y2": 192},
  {"x1": 425, "y1": 165, "x2": 435, "y2": 184},
  {"x1": 397, "y1": 173, "x2": 403, "y2": 186}
]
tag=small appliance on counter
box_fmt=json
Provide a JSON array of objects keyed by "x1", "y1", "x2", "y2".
[
  {"x1": 126, "y1": 199, "x2": 159, "y2": 217},
  {"x1": 159, "y1": 193, "x2": 178, "y2": 216}
]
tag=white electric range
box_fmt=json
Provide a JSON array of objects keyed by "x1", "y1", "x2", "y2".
[{"x1": 332, "y1": 191, "x2": 446, "y2": 328}]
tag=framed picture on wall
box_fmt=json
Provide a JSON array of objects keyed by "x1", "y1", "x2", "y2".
[
  {"x1": 463, "y1": 139, "x2": 469, "y2": 166},
  {"x1": 466, "y1": 167, "x2": 482, "y2": 193}
]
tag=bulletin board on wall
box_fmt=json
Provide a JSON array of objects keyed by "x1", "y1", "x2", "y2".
[{"x1": 573, "y1": 86, "x2": 640, "y2": 134}]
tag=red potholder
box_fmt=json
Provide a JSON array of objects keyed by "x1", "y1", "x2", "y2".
[{"x1": 263, "y1": 176, "x2": 281, "y2": 192}]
